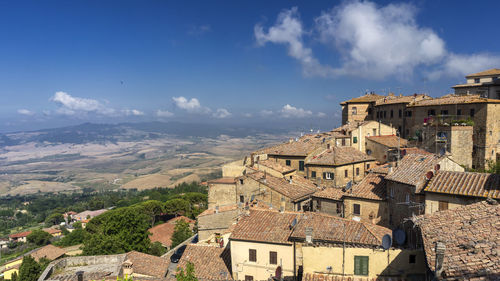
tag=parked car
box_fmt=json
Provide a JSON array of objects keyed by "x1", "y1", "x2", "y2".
[{"x1": 170, "y1": 245, "x2": 187, "y2": 263}]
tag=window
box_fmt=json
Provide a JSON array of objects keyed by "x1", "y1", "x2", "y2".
[
  {"x1": 405, "y1": 194, "x2": 410, "y2": 203},
  {"x1": 336, "y1": 202, "x2": 342, "y2": 214},
  {"x1": 390, "y1": 110, "x2": 394, "y2": 118},
  {"x1": 356, "y1": 167, "x2": 360, "y2": 176},
  {"x1": 245, "y1": 276, "x2": 254, "y2": 281},
  {"x1": 470, "y1": 108, "x2": 475, "y2": 117},
  {"x1": 366, "y1": 164, "x2": 370, "y2": 170},
  {"x1": 354, "y1": 256, "x2": 369, "y2": 276},
  {"x1": 427, "y1": 109, "x2": 435, "y2": 116},
  {"x1": 285, "y1": 160, "x2": 291, "y2": 166},
  {"x1": 240, "y1": 179, "x2": 244, "y2": 185},
  {"x1": 345, "y1": 170, "x2": 348, "y2": 177},
  {"x1": 353, "y1": 137, "x2": 358, "y2": 143},
  {"x1": 353, "y1": 204, "x2": 361, "y2": 215},
  {"x1": 269, "y1": 251, "x2": 277, "y2": 265},
  {"x1": 316, "y1": 200, "x2": 321, "y2": 211},
  {"x1": 352, "y1": 107, "x2": 357, "y2": 115},
  {"x1": 311, "y1": 171, "x2": 316, "y2": 178},
  {"x1": 440, "y1": 110, "x2": 448, "y2": 115},
  {"x1": 439, "y1": 201, "x2": 448, "y2": 211},
  {"x1": 372, "y1": 129, "x2": 376, "y2": 136},
  {"x1": 376, "y1": 111, "x2": 379, "y2": 118},
  {"x1": 342, "y1": 138, "x2": 346, "y2": 146},
  {"x1": 406, "y1": 110, "x2": 412, "y2": 117},
  {"x1": 299, "y1": 161, "x2": 305, "y2": 171},
  {"x1": 390, "y1": 188, "x2": 394, "y2": 198},
  {"x1": 398, "y1": 126, "x2": 402, "y2": 135},
  {"x1": 457, "y1": 109, "x2": 462, "y2": 116},
  {"x1": 368, "y1": 107, "x2": 372, "y2": 115},
  {"x1": 323, "y1": 172, "x2": 333, "y2": 180},
  {"x1": 383, "y1": 111, "x2": 387, "y2": 118},
  {"x1": 474, "y1": 78, "x2": 480, "y2": 83},
  {"x1": 240, "y1": 195, "x2": 244, "y2": 203},
  {"x1": 409, "y1": 254, "x2": 416, "y2": 264},
  {"x1": 398, "y1": 109, "x2": 402, "y2": 118},
  {"x1": 249, "y1": 249, "x2": 257, "y2": 262}
]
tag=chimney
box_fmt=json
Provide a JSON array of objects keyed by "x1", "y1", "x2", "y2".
[
  {"x1": 76, "y1": 271, "x2": 84, "y2": 281},
  {"x1": 305, "y1": 227, "x2": 313, "y2": 243},
  {"x1": 435, "y1": 242, "x2": 446, "y2": 277}
]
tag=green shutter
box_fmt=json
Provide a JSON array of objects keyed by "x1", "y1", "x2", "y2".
[
  {"x1": 353, "y1": 136, "x2": 358, "y2": 143},
  {"x1": 354, "y1": 256, "x2": 369, "y2": 276}
]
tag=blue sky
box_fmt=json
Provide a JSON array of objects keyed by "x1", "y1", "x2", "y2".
[{"x1": 0, "y1": 0, "x2": 499, "y2": 132}]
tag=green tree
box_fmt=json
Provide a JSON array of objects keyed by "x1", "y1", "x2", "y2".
[
  {"x1": 82, "y1": 234, "x2": 126, "y2": 255},
  {"x1": 45, "y1": 213, "x2": 64, "y2": 226},
  {"x1": 149, "y1": 241, "x2": 166, "y2": 257},
  {"x1": 170, "y1": 220, "x2": 193, "y2": 249},
  {"x1": 56, "y1": 228, "x2": 86, "y2": 247},
  {"x1": 164, "y1": 199, "x2": 191, "y2": 217},
  {"x1": 176, "y1": 262, "x2": 196, "y2": 281},
  {"x1": 27, "y1": 229, "x2": 52, "y2": 246},
  {"x1": 135, "y1": 200, "x2": 164, "y2": 227},
  {"x1": 11, "y1": 271, "x2": 18, "y2": 281},
  {"x1": 73, "y1": 221, "x2": 82, "y2": 229},
  {"x1": 18, "y1": 256, "x2": 42, "y2": 281}
]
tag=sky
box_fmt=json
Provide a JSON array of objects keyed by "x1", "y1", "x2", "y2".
[{"x1": 0, "y1": 0, "x2": 499, "y2": 132}]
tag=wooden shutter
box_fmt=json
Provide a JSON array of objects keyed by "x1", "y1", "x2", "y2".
[
  {"x1": 439, "y1": 201, "x2": 448, "y2": 211},
  {"x1": 269, "y1": 251, "x2": 277, "y2": 265},
  {"x1": 354, "y1": 256, "x2": 369, "y2": 276},
  {"x1": 245, "y1": 276, "x2": 254, "y2": 281},
  {"x1": 323, "y1": 172, "x2": 326, "y2": 179},
  {"x1": 353, "y1": 204, "x2": 361, "y2": 215},
  {"x1": 249, "y1": 249, "x2": 257, "y2": 262}
]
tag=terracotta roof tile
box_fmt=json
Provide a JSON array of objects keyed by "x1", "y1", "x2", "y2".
[
  {"x1": 347, "y1": 173, "x2": 386, "y2": 201},
  {"x1": 367, "y1": 163, "x2": 393, "y2": 175},
  {"x1": 230, "y1": 209, "x2": 298, "y2": 244},
  {"x1": 30, "y1": 245, "x2": 66, "y2": 261},
  {"x1": 312, "y1": 188, "x2": 346, "y2": 201},
  {"x1": 289, "y1": 212, "x2": 391, "y2": 247},
  {"x1": 207, "y1": 177, "x2": 237, "y2": 184},
  {"x1": 177, "y1": 245, "x2": 232, "y2": 280},
  {"x1": 385, "y1": 153, "x2": 441, "y2": 193},
  {"x1": 246, "y1": 171, "x2": 318, "y2": 201},
  {"x1": 366, "y1": 135, "x2": 408, "y2": 148},
  {"x1": 374, "y1": 94, "x2": 431, "y2": 105},
  {"x1": 466, "y1": 68, "x2": 500, "y2": 78},
  {"x1": 126, "y1": 251, "x2": 169, "y2": 278},
  {"x1": 408, "y1": 94, "x2": 500, "y2": 107},
  {"x1": 257, "y1": 132, "x2": 347, "y2": 157},
  {"x1": 303, "y1": 273, "x2": 405, "y2": 281},
  {"x1": 340, "y1": 93, "x2": 385, "y2": 105},
  {"x1": 148, "y1": 217, "x2": 194, "y2": 247},
  {"x1": 255, "y1": 159, "x2": 295, "y2": 174},
  {"x1": 424, "y1": 171, "x2": 500, "y2": 199},
  {"x1": 401, "y1": 147, "x2": 432, "y2": 156},
  {"x1": 167, "y1": 216, "x2": 195, "y2": 225},
  {"x1": 43, "y1": 228, "x2": 62, "y2": 235},
  {"x1": 413, "y1": 200, "x2": 500, "y2": 279},
  {"x1": 306, "y1": 146, "x2": 374, "y2": 166},
  {"x1": 9, "y1": 231, "x2": 32, "y2": 238}
]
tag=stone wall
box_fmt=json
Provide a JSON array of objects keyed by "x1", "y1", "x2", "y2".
[
  {"x1": 306, "y1": 161, "x2": 374, "y2": 188},
  {"x1": 207, "y1": 182, "x2": 237, "y2": 209},
  {"x1": 198, "y1": 208, "x2": 240, "y2": 241},
  {"x1": 343, "y1": 197, "x2": 389, "y2": 227},
  {"x1": 424, "y1": 193, "x2": 484, "y2": 214}
]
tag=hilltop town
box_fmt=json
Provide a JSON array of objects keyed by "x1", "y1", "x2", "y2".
[{"x1": 1, "y1": 69, "x2": 499, "y2": 281}]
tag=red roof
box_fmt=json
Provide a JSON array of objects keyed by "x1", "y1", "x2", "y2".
[
  {"x1": 9, "y1": 231, "x2": 32, "y2": 239},
  {"x1": 148, "y1": 216, "x2": 194, "y2": 247}
]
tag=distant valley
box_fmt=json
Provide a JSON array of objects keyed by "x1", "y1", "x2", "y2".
[{"x1": 0, "y1": 122, "x2": 288, "y2": 196}]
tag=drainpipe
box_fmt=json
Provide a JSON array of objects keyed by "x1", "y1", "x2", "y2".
[{"x1": 293, "y1": 241, "x2": 296, "y2": 281}]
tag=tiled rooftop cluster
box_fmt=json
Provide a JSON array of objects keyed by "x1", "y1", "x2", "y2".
[
  {"x1": 313, "y1": 173, "x2": 386, "y2": 201},
  {"x1": 246, "y1": 170, "x2": 318, "y2": 201},
  {"x1": 177, "y1": 245, "x2": 232, "y2": 280},
  {"x1": 385, "y1": 153, "x2": 442, "y2": 193},
  {"x1": 306, "y1": 146, "x2": 374, "y2": 166},
  {"x1": 425, "y1": 171, "x2": 500, "y2": 199}
]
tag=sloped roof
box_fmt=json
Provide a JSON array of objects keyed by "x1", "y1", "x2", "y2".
[
  {"x1": 43, "y1": 228, "x2": 62, "y2": 235},
  {"x1": 207, "y1": 177, "x2": 237, "y2": 184},
  {"x1": 148, "y1": 217, "x2": 194, "y2": 247},
  {"x1": 340, "y1": 93, "x2": 385, "y2": 105},
  {"x1": 255, "y1": 159, "x2": 295, "y2": 174},
  {"x1": 366, "y1": 135, "x2": 408, "y2": 148},
  {"x1": 177, "y1": 245, "x2": 232, "y2": 280},
  {"x1": 385, "y1": 153, "x2": 441, "y2": 193},
  {"x1": 246, "y1": 171, "x2": 318, "y2": 201},
  {"x1": 413, "y1": 200, "x2": 500, "y2": 279},
  {"x1": 408, "y1": 94, "x2": 500, "y2": 107},
  {"x1": 306, "y1": 146, "x2": 374, "y2": 166},
  {"x1": 126, "y1": 251, "x2": 169, "y2": 278},
  {"x1": 30, "y1": 245, "x2": 66, "y2": 262},
  {"x1": 424, "y1": 171, "x2": 500, "y2": 199},
  {"x1": 347, "y1": 173, "x2": 386, "y2": 201},
  {"x1": 230, "y1": 209, "x2": 298, "y2": 244},
  {"x1": 9, "y1": 231, "x2": 32, "y2": 239},
  {"x1": 289, "y1": 212, "x2": 391, "y2": 247},
  {"x1": 375, "y1": 94, "x2": 431, "y2": 105},
  {"x1": 466, "y1": 68, "x2": 500, "y2": 78},
  {"x1": 312, "y1": 187, "x2": 346, "y2": 201}
]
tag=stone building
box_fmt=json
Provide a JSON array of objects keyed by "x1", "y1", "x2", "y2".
[
  {"x1": 207, "y1": 177, "x2": 238, "y2": 209},
  {"x1": 197, "y1": 204, "x2": 240, "y2": 242},
  {"x1": 384, "y1": 153, "x2": 464, "y2": 229},
  {"x1": 365, "y1": 135, "x2": 408, "y2": 164},
  {"x1": 305, "y1": 146, "x2": 375, "y2": 188},
  {"x1": 312, "y1": 173, "x2": 388, "y2": 226},
  {"x1": 340, "y1": 92, "x2": 383, "y2": 124},
  {"x1": 423, "y1": 171, "x2": 500, "y2": 214},
  {"x1": 452, "y1": 68, "x2": 500, "y2": 99},
  {"x1": 419, "y1": 124, "x2": 473, "y2": 167},
  {"x1": 405, "y1": 94, "x2": 500, "y2": 169},
  {"x1": 333, "y1": 120, "x2": 397, "y2": 153}
]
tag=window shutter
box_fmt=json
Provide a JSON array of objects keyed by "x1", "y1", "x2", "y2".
[
  {"x1": 269, "y1": 251, "x2": 277, "y2": 265},
  {"x1": 249, "y1": 249, "x2": 257, "y2": 262},
  {"x1": 323, "y1": 172, "x2": 326, "y2": 179},
  {"x1": 354, "y1": 256, "x2": 369, "y2": 276}
]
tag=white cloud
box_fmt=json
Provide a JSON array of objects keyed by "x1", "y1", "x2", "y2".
[
  {"x1": 172, "y1": 96, "x2": 211, "y2": 114},
  {"x1": 254, "y1": 7, "x2": 334, "y2": 77},
  {"x1": 51, "y1": 91, "x2": 115, "y2": 116},
  {"x1": 156, "y1": 110, "x2": 174, "y2": 118},
  {"x1": 259, "y1": 110, "x2": 274, "y2": 117},
  {"x1": 122, "y1": 109, "x2": 144, "y2": 116},
  {"x1": 317, "y1": 112, "x2": 327, "y2": 118},
  {"x1": 243, "y1": 113, "x2": 253, "y2": 118},
  {"x1": 213, "y1": 108, "x2": 232, "y2": 119},
  {"x1": 427, "y1": 53, "x2": 500, "y2": 80},
  {"x1": 17, "y1": 109, "x2": 34, "y2": 116},
  {"x1": 257, "y1": 1, "x2": 498, "y2": 80},
  {"x1": 280, "y1": 104, "x2": 313, "y2": 118}
]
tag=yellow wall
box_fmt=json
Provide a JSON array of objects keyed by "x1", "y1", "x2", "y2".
[
  {"x1": 306, "y1": 161, "x2": 375, "y2": 188},
  {"x1": 222, "y1": 160, "x2": 246, "y2": 178},
  {"x1": 350, "y1": 121, "x2": 395, "y2": 152},
  {"x1": 301, "y1": 246, "x2": 426, "y2": 278},
  {"x1": 2, "y1": 259, "x2": 22, "y2": 280},
  {"x1": 343, "y1": 198, "x2": 388, "y2": 227},
  {"x1": 424, "y1": 193, "x2": 483, "y2": 214},
  {"x1": 230, "y1": 240, "x2": 294, "y2": 281}
]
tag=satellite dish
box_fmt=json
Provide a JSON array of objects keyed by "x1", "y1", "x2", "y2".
[
  {"x1": 382, "y1": 234, "x2": 392, "y2": 250},
  {"x1": 393, "y1": 229, "x2": 406, "y2": 245},
  {"x1": 345, "y1": 181, "x2": 352, "y2": 191}
]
